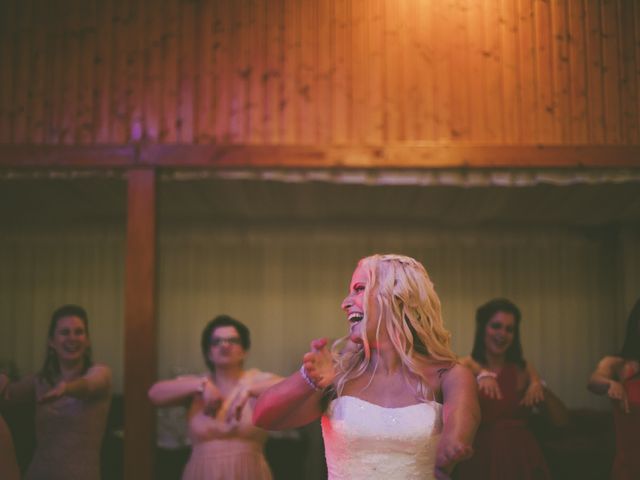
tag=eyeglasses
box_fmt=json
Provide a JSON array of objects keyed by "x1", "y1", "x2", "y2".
[{"x1": 210, "y1": 337, "x2": 243, "y2": 347}]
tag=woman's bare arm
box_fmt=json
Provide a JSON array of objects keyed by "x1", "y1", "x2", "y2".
[
  {"x1": 253, "y1": 338, "x2": 333, "y2": 430},
  {"x1": 588, "y1": 356, "x2": 623, "y2": 395},
  {"x1": 148, "y1": 375, "x2": 215, "y2": 407},
  {"x1": 39, "y1": 364, "x2": 112, "y2": 403},
  {"x1": 435, "y1": 364, "x2": 481, "y2": 478},
  {"x1": 588, "y1": 356, "x2": 629, "y2": 413},
  {"x1": 252, "y1": 372, "x2": 325, "y2": 430},
  {"x1": 0, "y1": 373, "x2": 36, "y2": 404}
]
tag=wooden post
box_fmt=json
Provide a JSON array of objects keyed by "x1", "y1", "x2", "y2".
[{"x1": 124, "y1": 168, "x2": 157, "y2": 480}]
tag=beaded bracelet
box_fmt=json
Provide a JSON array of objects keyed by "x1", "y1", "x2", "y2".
[
  {"x1": 299, "y1": 365, "x2": 322, "y2": 391},
  {"x1": 476, "y1": 370, "x2": 498, "y2": 383}
]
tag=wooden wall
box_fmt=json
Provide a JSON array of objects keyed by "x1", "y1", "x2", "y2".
[{"x1": 1, "y1": 0, "x2": 638, "y2": 147}]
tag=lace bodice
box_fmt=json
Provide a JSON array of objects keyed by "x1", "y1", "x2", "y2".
[{"x1": 321, "y1": 396, "x2": 442, "y2": 480}]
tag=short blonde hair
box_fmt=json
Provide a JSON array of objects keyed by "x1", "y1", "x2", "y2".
[{"x1": 333, "y1": 254, "x2": 456, "y2": 400}]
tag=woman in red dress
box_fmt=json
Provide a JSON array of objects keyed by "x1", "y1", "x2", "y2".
[
  {"x1": 588, "y1": 298, "x2": 640, "y2": 480},
  {"x1": 457, "y1": 298, "x2": 568, "y2": 480}
]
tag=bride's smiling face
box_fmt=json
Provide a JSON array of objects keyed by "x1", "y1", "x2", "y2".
[{"x1": 341, "y1": 263, "x2": 381, "y2": 345}]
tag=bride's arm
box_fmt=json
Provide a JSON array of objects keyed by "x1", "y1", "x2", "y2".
[
  {"x1": 252, "y1": 371, "x2": 325, "y2": 430},
  {"x1": 253, "y1": 338, "x2": 333, "y2": 430},
  {"x1": 435, "y1": 364, "x2": 480, "y2": 478}
]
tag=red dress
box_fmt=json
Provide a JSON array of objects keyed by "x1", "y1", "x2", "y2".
[
  {"x1": 455, "y1": 364, "x2": 551, "y2": 480},
  {"x1": 611, "y1": 372, "x2": 640, "y2": 480}
]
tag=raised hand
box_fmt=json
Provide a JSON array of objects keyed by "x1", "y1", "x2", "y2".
[{"x1": 302, "y1": 338, "x2": 335, "y2": 389}]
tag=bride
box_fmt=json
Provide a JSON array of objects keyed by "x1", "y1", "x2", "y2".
[{"x1": 253, "y1": 254, "x2": 479, "y2": 479}]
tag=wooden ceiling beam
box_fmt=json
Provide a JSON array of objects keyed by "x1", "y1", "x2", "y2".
[{"x1": 0, "y1": 144, "x2": 639, "y2": 169}]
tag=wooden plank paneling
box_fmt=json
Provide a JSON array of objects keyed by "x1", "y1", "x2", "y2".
[
  {"x1": 0, "y1": 0, "x2": 15, "y2": 143},
  {"x1": 500, "y1": 0, "x2": 519, "y2": 143},
  {"x1": 316, "y1": 0, "x2": 332, "y2": 144},
  {"x1": 128, "y1": 0, "x2": 145, "y2": 144},
  {"x1": 27, "y1": 0, "x2": 46, "y2": 144},
  {"x1": 618, "y1": 0, "x2": 638, "y2": 143},
  {"x1": 601, "y1": 0, "x2": 622, "y2": 144},
  {"x1": 332, "y1": 0, "x2": 350, "y2": 144},
  {"x1": 246, "y1": 0, "x2": 263, "y2": 143},
  {"x1": 367, "y1": 0, "x2": 383, "y2": 142},
  {"x1": 568, "y1": 0, "x2": 589, "y2": 142},
  {"x1": 77, "y1": 0, "x2": 97, "y2": 144},
  {"x1": 434, "y1": 0, "x2": 453, "y2": 141},
  {"x1": 585, "y1": 0, "x2": 606, "y2": 142},
  {"x1": 161, "y1": 0, "x2": 178, "y2": 142},
  {"x1": 94, "y1": 0, "x2": 113, "y2": 143},
  {"x1": 449, "y1": 0, "x2": 470, "y2": 141},
  {"x1": 1, "y1": 0, "x2": 638, "y2": 150},
  {"x1": 13, "y1": 0, "x2": 33, "y2": 143},
  {"x1": 110, "y1": 0, "x2": 129, "y2": 143},
  {"x1": 518, "y1": 0, "x2": 539, "y2": 142},
  {"x1": 143, "y1": 0, "x2": 162, "y2": 142},
  {"x1": 467, "y1": 0, "x2": 486, "y2": 141},
  {"x1": 176, "y1": 0, "x2": 195, "y2": 143},
  {"x1": 482, "y1": 0, "x2": 502, "y2": 141},
  {"x1": 296, "y1": 0, "x2": 316, "y2": 143},
  {"x1": 552, "y1": 0, "x2": 572, "y2": 142},
  {"x1": 535, "y1": 0, "x2": 557, "y2": 142}
]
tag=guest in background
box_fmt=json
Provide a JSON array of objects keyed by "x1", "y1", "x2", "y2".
[
  {"x1": 148, "y1": 314, "x2": 282, "y2": 480},
  {"x1": 588, "y1": 298, "x2": 640, "y2": 480},
  {"x1": 457, "y1": 298, "x2": 568, "y2": 480},
  {"x1": 0, "y1": 304, "x2": 112, "y2": 480}
]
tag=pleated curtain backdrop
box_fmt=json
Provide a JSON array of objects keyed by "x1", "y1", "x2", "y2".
[
  {"x1": 156, "y1": 224, "x2": 631, "y2": 409},
  {"x1": 0, "y1": 227, "x2": 125, "y2": 391},
  {"x1": 2, "y1": 223, "x2": 639, "y2": 408}
]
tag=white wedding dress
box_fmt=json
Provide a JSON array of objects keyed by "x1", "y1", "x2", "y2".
[{"x1": 321, "y1": 395, "x2": 442, "y2": 479}]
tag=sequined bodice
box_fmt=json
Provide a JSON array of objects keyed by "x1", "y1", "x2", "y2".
[{"x1": 321, "y1": 396, "x2": 442, "y2": 480}]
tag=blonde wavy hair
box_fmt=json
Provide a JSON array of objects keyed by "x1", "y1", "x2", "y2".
[{"x1": 332, "y1": 254, "x2": 457, "y2": 400}]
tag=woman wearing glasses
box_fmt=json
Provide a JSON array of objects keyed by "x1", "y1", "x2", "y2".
[{"x1": 148, "y1": 315, "x2": 282, "y2": 480}]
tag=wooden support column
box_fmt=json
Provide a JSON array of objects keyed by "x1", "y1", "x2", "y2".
[{"x1": 124, "y1": 168, "x2": 157, "y2": 480}]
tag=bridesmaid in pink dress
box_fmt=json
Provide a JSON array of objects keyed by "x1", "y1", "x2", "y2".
[
  {"x1": 0, "y1": 304, "x2": 112, "y2": 480},
  {"x1": 588, "y1": 298, "x2": 640, "y2": 480},
  {"x1": 149, "y1": 315, "x2": 282, "y2": 480}
]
